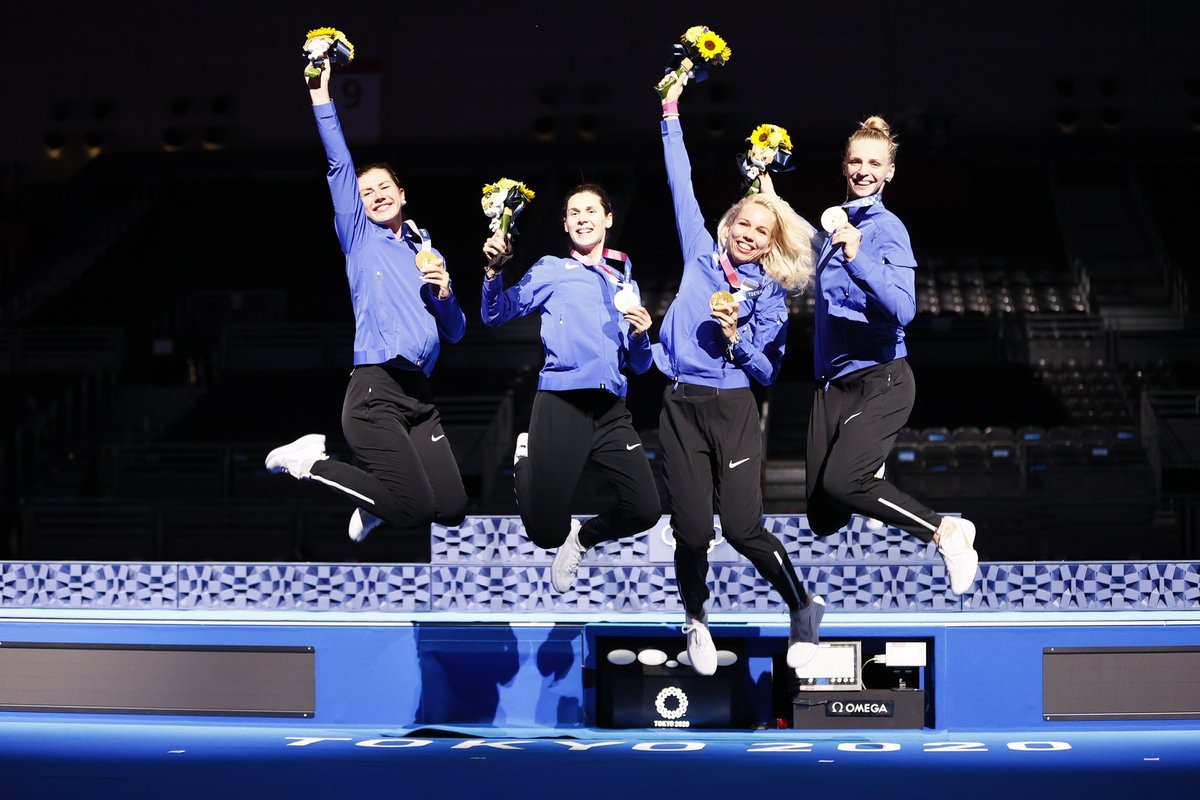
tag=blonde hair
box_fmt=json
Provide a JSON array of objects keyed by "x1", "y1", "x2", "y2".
[
  {"x1": 716, "y1": 193, "x2": 814, "y2": 293},
  {"x1": 845, "y1": 115, "x2": 898, "y2": 163}
]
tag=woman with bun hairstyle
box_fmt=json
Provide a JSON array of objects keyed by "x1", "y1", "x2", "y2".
[
  {"x1": 806, "y1": 115, "x2": 979, "y2": 595},
  {"x1": 656, "y1": 74, "x2": 824, "y2": 677},
  {"x1": 480, "y1": 184, "x2": 662, "y2": 594}
]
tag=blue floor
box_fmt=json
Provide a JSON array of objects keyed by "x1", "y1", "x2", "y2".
[{"x1": 3, "y1": 719, "x2": 1197, "y2": 798}]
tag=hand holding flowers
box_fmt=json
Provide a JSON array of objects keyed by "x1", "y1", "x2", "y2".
[
  {"x1": 739, "y1": 123, "x2": 793, "y2": 196},
  {"x1": 302, "y1": 27, "x2": 354, "y2": 80},
  {"x1": 481, "y1": 178, "x2": 534, "y2": 271},
  {"x1": 655, "y1": 25, "x2": 731, "y2": 98}
]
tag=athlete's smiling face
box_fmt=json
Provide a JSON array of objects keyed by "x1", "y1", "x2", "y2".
[
  {"x1": 843, "y1": 138, "x2": 895, "y2": 199},
  {"x1": 726, "y1": 202, "x2": 776, "y2": 266},
  {"x1": 563, "y1": 190, "x2": 613, "y2": 256},
  {"x1": 358, "y1": 168, "x2": 405, "y2": 228}
]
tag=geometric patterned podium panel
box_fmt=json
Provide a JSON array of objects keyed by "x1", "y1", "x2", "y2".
[{"x1": 2, "y1": 515, "x2": 1197, "y2": 613}]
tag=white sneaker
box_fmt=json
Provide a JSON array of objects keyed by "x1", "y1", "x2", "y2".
[
  {"x1": 349, "y1": 508, "x2": 384, "y2": 543},
  {"x1": 937, "y1": 516, "x2": 979, "y2": 595},
  {"x1": 550, "y1": 518, "x2": 585, "y2": 593},
  {"x1": 264, "y1": 433, "x2": 326, "y2": 479},
  {"x1": 682, "y1": 617, "x2": 718, "y2": 676},
  {"x1": 788, "y1": 596, "x2": 826, "y2": 670},
  {"x1": 513, "y1": 432, "x2": 529, "y2": 466}
]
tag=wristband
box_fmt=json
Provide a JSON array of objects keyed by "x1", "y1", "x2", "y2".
[{"x1": 661, "y1": 101, "x2": 679, "y2": 117}]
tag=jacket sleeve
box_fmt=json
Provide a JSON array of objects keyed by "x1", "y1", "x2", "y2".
[
  {"x1": 313, "y1": 101, "x2": 371, "y2": 255},
  {"x1": 844, "y1": 216, "x2": 917, "y2": 326},
  {"x1": 661, "y1": 117, "x2": 718, "y2": 267},
  {"x1": 425, "y1": 270, "x2": 467, "y2": 344},
  {"x1": 481, "y1": 257, "x2": 555, "y2": 327}
]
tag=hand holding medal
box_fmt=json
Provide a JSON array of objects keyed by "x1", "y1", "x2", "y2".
[
  {"x1": 302, "y1": 27, "x2": 355, "y2": 80},
  {"x1": 604, "y1": 256, "x2": 648, "y2": 335},
  {"x1": 405, "y1": 221, "x2": 449, "y2": 299},
  {"x1": 822, "y1": 206, "x2": 862, "y2": 262},
  {"x1": 417, "y1": 249, "x2": 451, "y2": 300},
  {"x1": 709, "y1": 291, "x2": 739, "y2": 345}
]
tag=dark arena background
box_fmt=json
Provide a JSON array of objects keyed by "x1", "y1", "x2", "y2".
[{"x1": 2, "y1": 2, "x2": 1200, "y2": 797}]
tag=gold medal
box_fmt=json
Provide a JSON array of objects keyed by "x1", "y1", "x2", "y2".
[
  {"x1": 415, "y1": 250, "x2": 440, "y2": 270},
  {"x1": 710, "y1": 290, "x2": 736, "y2": 310}
]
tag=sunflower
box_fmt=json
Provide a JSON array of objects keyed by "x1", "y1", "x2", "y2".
[
  {"x1": 696, "y1": 31, "x2": 728, "y2": 62},
  {"x1": 482, "y1": 178, "x2": 535, "y2": 235},
  {"x1": 751, "y1": 124, "x2": 775, "y2": 148},
  {"x1": 303, "y1": 27, "x2": 355, "y2": 62}
]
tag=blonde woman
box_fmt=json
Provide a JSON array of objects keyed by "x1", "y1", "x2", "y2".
[
  {"x1": 805, "y1": 115, "x2": 979, "y2": 596},
  {"x1": 656, "y1": 74, "x2": 822, "y2": 676}
]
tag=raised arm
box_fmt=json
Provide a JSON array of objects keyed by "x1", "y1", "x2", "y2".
[
  {"x1": 307, "y1": 56, "x2": 332, "y2": 105},
  {"x1": 307, "y1": 59, "x2": 370, "y2": 254},
  {"x1": 659, "y1": 76, "x2": 716, "y2": 265}
]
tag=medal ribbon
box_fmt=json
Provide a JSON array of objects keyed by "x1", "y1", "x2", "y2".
[
  {"x1": 841, "y1": 193, "x2": 884, "y2": 210},
  {"x1": 404, "y1": 220, "x2": 433, "y2": 254},
  {"x1": 717, "y1": 251, "x2": 742, "y2": 290},
  {"x1": 570, "y1": 247, "x2": 632, "y2": 286}
]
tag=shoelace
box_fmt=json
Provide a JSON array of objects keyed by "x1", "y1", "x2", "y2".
[{"x1": 563, "y1": 540, "x2": 583, "y2": 573}]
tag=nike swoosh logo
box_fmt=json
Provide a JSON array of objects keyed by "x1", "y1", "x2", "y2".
[
  {"x1": 625, "y1": 443, "x2": 642, "y2": 451},
  {"x1": 843, "y1": 412, "x2": 864, "y2": 424},
  {"x1": 729, "y1": 458, "x2": 751, "y2": 469},
  {"x1": 564, "y1": 262, "x2": 582, "y2": 269},
  {"x1": 431, "y1": 434, "x2": 446, "y2": 442}
]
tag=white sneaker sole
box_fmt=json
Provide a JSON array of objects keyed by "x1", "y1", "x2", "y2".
[
  {"x1": 788, "y1": 642, "x2": 819, "y2": 670},
  {"x1": 265, "y1": 433, "x2": 325, "y2": 473}
]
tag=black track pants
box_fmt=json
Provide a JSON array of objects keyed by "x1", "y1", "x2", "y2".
[{"x1": 806, "y1": 358, "x2": 941, "y2": 541}]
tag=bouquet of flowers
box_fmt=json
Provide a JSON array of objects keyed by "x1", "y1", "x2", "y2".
[
  {"x1": 739, "y1": 123, "x2": 794, "y2": 196},
  {"x1": 655, "y1": 25, "x2": 731, "y2": 97},
  {"x1": 482, "y1": 178, "x2": 536, "y2": 236},
  {"x1": 302, "y1": 27, "x2": 355, "y2": 79}
]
